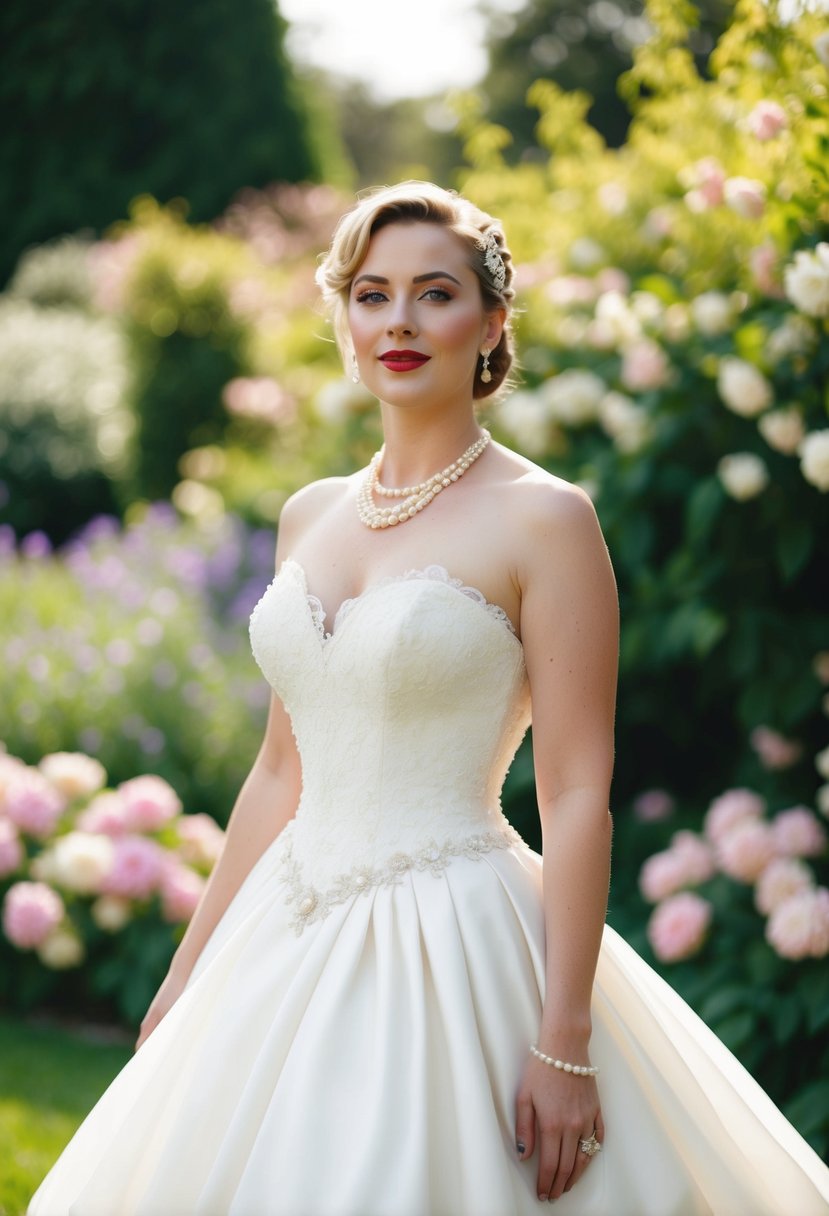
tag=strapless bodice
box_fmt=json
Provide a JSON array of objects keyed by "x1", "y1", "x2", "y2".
[{"x1": 249, "y1": 558, "x2": 531, "y2": 932}]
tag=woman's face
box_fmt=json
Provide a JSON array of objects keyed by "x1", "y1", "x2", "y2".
[{"x1": 346, "y1": 221, "x2": 503, "y2": 411}]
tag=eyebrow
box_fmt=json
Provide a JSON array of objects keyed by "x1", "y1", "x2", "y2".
[{"x1": 353, "y1": 271, "x2": 462, "y2": 287}]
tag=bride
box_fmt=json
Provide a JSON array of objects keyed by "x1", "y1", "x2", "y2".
[{"x1": 29, "y1": 181, "x2": 829, "y2": 1215}]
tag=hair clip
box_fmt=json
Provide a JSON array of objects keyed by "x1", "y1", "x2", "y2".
[{"x1": 476, "y1": 230, "x2": 506, "y2": 293}]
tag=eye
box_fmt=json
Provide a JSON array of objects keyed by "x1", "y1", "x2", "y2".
[
  {"x1": 354, "y1": 289, "x2": 388, "y2": 304},
  {"x1": 421, "y1": 286, "x2": 452, "y2": 301}
]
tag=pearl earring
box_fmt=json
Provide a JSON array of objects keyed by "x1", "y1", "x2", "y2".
[
  {"x1": 480, "y1": 349, "x2": 492, "y2": 384},
  {"x1": 351, "y1": 353, "x2": 360, "y2": 384}
]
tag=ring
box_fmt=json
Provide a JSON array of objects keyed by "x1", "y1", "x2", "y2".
[{"x1": 578, "y1": 1132, "x2": 601, "y2": 1158}]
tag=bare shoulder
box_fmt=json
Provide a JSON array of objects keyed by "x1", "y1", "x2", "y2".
[{"x1": 276, "y1": 473, "x2": 357, "y2": 551}]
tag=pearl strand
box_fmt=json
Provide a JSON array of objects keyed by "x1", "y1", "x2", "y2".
[
  {"x1": 529, "y1": 1044, "x2": 599, "y2": 1077},
  {"x1": 357, "y1": 430, "x2": 490, "y2": 530}
]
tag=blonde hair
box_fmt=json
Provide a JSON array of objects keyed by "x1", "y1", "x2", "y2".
[{"x1": 315, "y1": 180, "x2": 516, "y2": 399}]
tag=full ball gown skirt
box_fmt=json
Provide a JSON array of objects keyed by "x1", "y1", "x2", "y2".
[{"x1": 28, "y1": 558, "x2": 829, "y2": 1216}]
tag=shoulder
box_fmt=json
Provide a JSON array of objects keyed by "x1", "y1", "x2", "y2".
[
  {"x1": 275, "y1": 473, "x2": 358, "y2": 557},
  {"x1": 487, "y1": 441, "x2": 604, "y2": 554}
]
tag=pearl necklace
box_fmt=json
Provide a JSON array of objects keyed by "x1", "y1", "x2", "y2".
[{"x1": 357, "y1": 429, "x2": 490, "y2": 529}]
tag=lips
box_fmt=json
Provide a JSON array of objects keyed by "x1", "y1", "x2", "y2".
[{"x1": 378, "y1": 350, "x2": 431, "y2": 373}]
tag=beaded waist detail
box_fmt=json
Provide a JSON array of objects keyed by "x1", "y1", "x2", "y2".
[{"x1": 276, "y1": 818, "x2": 526, "y2": 936}]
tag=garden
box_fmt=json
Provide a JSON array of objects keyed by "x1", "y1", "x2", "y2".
[{"x1": 1, "y1": 0, "x2": 828, "y2": 1207}]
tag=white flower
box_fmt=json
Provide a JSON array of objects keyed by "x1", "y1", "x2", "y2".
[
  {"x1": 594, "y1": 291, "x2": 642, "y2": 346},
  {"x1": 540, "y1": 369, "x2": 606, "y2": 426},
  {"x1": 758, "y1": 407, "x2": 805, "y2": 455},
  {"x1": 691, "y1": 292, "x2": 733, "y2": 336},
  {"x1": 784, "y1": 244, "x2": 829, "y2": 318},
  {"x1": 569, "y1": 238, "x2": 605, "y2": 270},
  {"x1": 746, "y1": 100, "x2": 787, "y2": 141},
  {"x1": 38, "y1": 752, "x2": 106, "y2": 799},
  {"x1": 91, "y1": 894, "x2": 132, "y2": 932},
  {"x1": 816, "y1": 745, "x2": 829, "y2": 781},
  {"x1": 717, "y1": 453, "x2": 770, "y2": 500},
  {"x1": 766, "y1": 314, "x2": 816, "y2": 363},
  {"x1": 817, "y1": 784, "x2": 829, "y2": 819},
  {"x1": 799, "y1": 430, "x2": 829, "y2": 491},
  {"x1": 716, "y1": 357, "x2": 773, "y2": 417},
  {"x1": 496, "y1": 390, "x2": 550, "y2": 456},
  {"x1": 51, "y1": 831, "x2": 115, "y2": 894},
  {"x1": 723, "y1": 177, "x2": 767, "y2": 218},
  {"x1": 314, "y1": 377, "x2": 374, "y2": 423},
  {"x1": 598, "y1": 391, "x2": 652, "y2": 453},
  {"x1": 37, "y1": 926, "x2": 85, "y2": 969}
]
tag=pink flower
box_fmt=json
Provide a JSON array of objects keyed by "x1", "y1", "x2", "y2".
[
  {"x1": 639, "y1": 850, "x2": 689, "y2": 903},
  {"x1": 747, "y1": 100, "x2": 787, "y2": 141},
  {"x1": 0, "y1": 752, "x2": 28, "y2": 803},
  {"x1": 647, "y1": 892, "x2": 713, "y2": 962},
  {"x1": 749, "y1": 726, "x2": 802, "y2": 770},
  {"x1": 177, "y1": 813, "x2": 225, "y2": 869},
  {"x1": 160, "y1": 861, "x2": 205, "y2": 923},
  {"x1": 39, "y1": 752, "x2": 106, "y2": 800},
  {"x1": 670, "y1": 830, "x2": 716, "y2": 884},
  {"x1": 716, "y1": 819, "x2": 777, "y2": 882},
  {"x1": 76, "y1": 791, "x2": 130, "y2": 836},
  {"x1": 771, "y1": 807, "x2": 828, "y2": 858},
  {"x1": 119, "y1": 775, "x2": 181, "y2": 833},
  {"x1": 4, "y1": 770, "x2": 66, "y2": 839},
  {"x1": 704, "y1": 788, "x2": 765, "y2": 843},
  {"x1": 748, "y1": 245, "x2": 784, "y2": 298},
  {"x1": 680, "y1": 158, "x2": 726, "y2": 211},
  {"x1": 766, "y1": 887, "x2": 829, "y2": 959},
  {"x1": 724, "y1": 177, "x2": 767, "y2": 219},
  {"x1": 0, "y1": 819, "x2": 24, "y2": 878},
  {"x1": 2, "y1": 881, "x2": 65, "y2": 949},
  {"x1": 755, "y1": 857, "x2": 814, "y2": 916},
  {"x1": 103, "y1": 836, "x2": 165, "y2": 899},
  {"x1": 620, "y1": 339, "x2": 670, "y2": 392},
  {"x1": 632, "y1": 789, "x2": 675, "y2": 822}
]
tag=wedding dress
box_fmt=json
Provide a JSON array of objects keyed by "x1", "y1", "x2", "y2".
[{"x1": 28, "y1": 557, "x2": 829, "y2": 1216}]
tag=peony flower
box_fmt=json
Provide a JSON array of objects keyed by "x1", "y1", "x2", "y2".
[
  {"x1": 620, "y1": 339, "x2": 670, "y2": 392},
  {"x1": 594, "y1": 291, "x2": 642, "y2": 346},
  {"x1": 816, "y1": 745, "x2": 829, "y2": 780},
  {"x1": 160, "y1": 862, "x2": 205, "y2": 923},
  {"x1": 767, "y1": 314, "x2": 816, "y2": 363},
  {"x1": 76, "y1": 790, "x2": 130, "y2": 836},
  {"x1": 716, "y1": 819, "x2": 777, "y2": 883},
  {"x1": 495, "y1": 390, "x2": 551, "y2": 456},
  {"x1": 37, "y1": 926, "x2": 85, "y2": 969},
  {"x1": 2, "y1": 881, "x2": 65, "y2": 949},
  {"x1": 104, "y1": 836, "x2": 165, "y2": 900},
  {"x1": 314, "y1": 377, "x2": 374, "y2": 424},
  {"x1": 690, "y1": 292, "x2": 733, "y2": 336},
  {"x1": 680, "y1": 157, "x2": 726, "y2": 211},
  {"x1": 632, "y1": 789, "x2": 675, "y2": 823},
  {"x1": 799, "y1": 430, "x2": 829, "y2": 492},
  {"x1": 723, "y1": 177, "x2": 767, "y2": 219},
  {"x1": 119, "y1": 774, "x2": 181, "y2": 832},
  {"x1": 705, "y1": 788, "x2": 766, "y2": 842},
  {"x1": 91, "y1": 894, "x2": 132, "y2": 933},
  {"x1": 51, "y1": 831, "x2": 115, "y2": 894},
  {"x1": 639, "y1": 850, "x2": 690, "y2": 903},
  {"x1": 716, "y1": 357, "x2": 772, "y2": 417},
  {"x1": 784, "y1": 244, "x2": 829, "y2": 318},
  {"x1": 598, "y1": 391, "x2": 651, "y2": 453},
  {"x1": 0, "y1": 752, "x2": 28, "y2": 803},
  {"x1": 766, "y1": 887, "x2": 829, "y2": 959},
  {"x1": 717, "y1": 453, "x2": 769, "y2": 501},
  {"x1": 647, "y1": 892, "x2": 713, "y2": 962},
  {"x1": 771, "y1": 807, "x2": 827, "y2": 858},
  {"x1": 746, "y1": 100, "x2": 787, "y2": 141},
  {"x1": 4, "y1": 770, "x2": 66, "y2": 839},
  {"x1": 755, "y1": 857, "x2": 814, "y2": 916},
  {"x1": 670, "y1": 830, "x2": 716, "y2": 884},
  {"x1": 757, "y1": 408, "x2": 805, "y2": 456},
  {"x1": 0, "y1": 819, "x2": 24, "y2": 877},
  {"x1": 749, "y1": 725, "x2": 803, "y2": 769},
  {"x1": 177, "y1": 813, "x2": 225, "y2": 869},
  {"x1": 38, "y1": 752, "x2": 106, "y2": 800},
  {"x1": 540, "y1": 369, "x2": 606, "y2": 426},
  {"x1": 749, "y1": 244, "x2": 783, "y2": 297}
]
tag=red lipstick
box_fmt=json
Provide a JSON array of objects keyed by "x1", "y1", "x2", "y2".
[{"x1": 379, "y1": 349, "x2": 431, "y2": 373}]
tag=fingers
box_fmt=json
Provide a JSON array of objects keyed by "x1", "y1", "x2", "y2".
[
  {"x1": 535, "y1": 1118, "x2": 603, "y2": 1202},
  {"x1": 514, "y1": 1090, "x2": 536, "y2": 1162}
]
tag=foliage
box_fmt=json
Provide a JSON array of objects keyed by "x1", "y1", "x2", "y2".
[
  {"x1": 0, "y1": 745, "x2": 225, "y2": 1026},
  {"x1": 0, "y1": 0, "x2": 324, "y2": 288},
  {"x1": 0, "y1": 1014, "x2": 130, "y2": 1215},
  {"x1": 0, "y1": 507, "x2": 273, "y2": 817}
]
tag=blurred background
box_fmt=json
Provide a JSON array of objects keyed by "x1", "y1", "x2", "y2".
[{"x1": 1, "y1": 0, "x2": 828, "y2": 1205}]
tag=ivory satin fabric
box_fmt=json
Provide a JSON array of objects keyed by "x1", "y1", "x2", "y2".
[{"x1": 28, "y1": 559, "x2": 829, "y2": 1215}]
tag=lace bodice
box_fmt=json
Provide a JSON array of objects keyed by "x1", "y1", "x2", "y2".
[{"x1": 249, "y1": 558, "x2": 531, "y2": 932}]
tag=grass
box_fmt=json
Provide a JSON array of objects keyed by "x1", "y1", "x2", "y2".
[{"x1": 0, "y1": 1013, "x2": 131, "y2": 1216}]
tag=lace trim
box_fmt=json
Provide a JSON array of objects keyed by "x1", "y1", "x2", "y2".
[{"x1": 278, "y1": 821, "x2": 525, "y2": 935}]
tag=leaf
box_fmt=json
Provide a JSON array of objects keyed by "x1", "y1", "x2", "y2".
[
  {"x1": 712, "y1": 1011, "x2": 755, "y2": 1053},
  {"x1": 769, "y1": 994, "x2": 802, "y2": 1046},
  {"x1": 774, "y1": 518, "x2": 814, "y2": 583},
  {"x1": 685, "y1": 477, "x2": 725, "y2": 547},
  {"x1": 699, "y1": 985, "x2": 748, "y2": 1025},
  {"x1": 803, "y1": 966, "x2": 829, "y2": 1034},
  {"x1": 783, "y1": 1080, "x2": 829, "y2": 1140}
]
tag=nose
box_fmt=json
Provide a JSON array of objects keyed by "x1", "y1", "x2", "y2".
[{"x1": 386, "y1": 297, "x2": 417, "y2": 337}]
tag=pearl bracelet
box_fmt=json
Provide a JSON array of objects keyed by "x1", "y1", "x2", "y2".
[{"x1": 529, "y1": 1044, "x2": 599, "y2": 1077}]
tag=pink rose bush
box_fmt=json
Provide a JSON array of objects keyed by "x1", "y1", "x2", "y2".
[
  {"x1": 0, "y1": 742, "x2": 225, "y2": 1019},
  {"x1": 640, "y1": 783, "x2": 829, "y2": 966}
]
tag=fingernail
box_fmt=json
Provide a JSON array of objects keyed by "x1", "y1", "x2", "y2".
[{"x1": 516, "y1": 1139, "x2": 525, "y2": 1155}]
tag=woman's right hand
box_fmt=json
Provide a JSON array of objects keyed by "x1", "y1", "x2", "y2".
[{"x1": 134, "y1": 968, "x2": 189, "y2": 1052}]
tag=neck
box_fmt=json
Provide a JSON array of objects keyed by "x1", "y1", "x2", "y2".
[{"x1": 376, "y1": 406, "x2": 483, "y2": 488}]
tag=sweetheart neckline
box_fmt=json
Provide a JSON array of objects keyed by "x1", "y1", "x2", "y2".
[{"x1": 280, "y1": 556, "x2": 523, "y2": 650}]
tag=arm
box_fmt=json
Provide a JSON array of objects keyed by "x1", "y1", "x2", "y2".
[{"x1": 513, "y1": 483, "x2": 619, "y2": 1202}]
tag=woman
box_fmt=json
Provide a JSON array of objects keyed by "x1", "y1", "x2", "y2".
[{"x1": 29, "y1": 182, "x2": 829, "y2": 1215}]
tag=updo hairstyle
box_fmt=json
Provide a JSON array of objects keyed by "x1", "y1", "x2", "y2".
[{"x1": 315, "y1": 180, "x2": 516, "y2": 399}]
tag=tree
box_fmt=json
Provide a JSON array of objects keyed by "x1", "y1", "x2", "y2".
[{"x1": 0, "y1": 0, "x2": 324, "y2": 286}]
